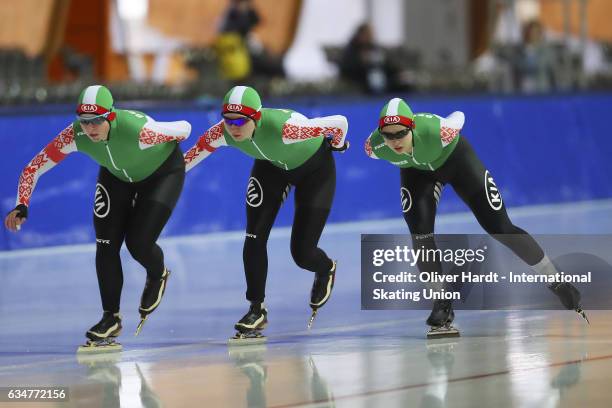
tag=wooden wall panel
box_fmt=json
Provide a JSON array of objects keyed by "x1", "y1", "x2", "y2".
[
  {"x1": 148, "y1": 0, "x2": 301, "y2": 54},
  {"x1": 540, "y1": 0, "x2": 612, "y2": 41},
  {"x1": 0, "y1": 1, "x2": 56, "y2": 56},
  {"x1": 469, "y1": 0, "x2": 491, "y2": 58},
  {"x1": 48, "y1": 0, "x2": 109, "y2": 81}
]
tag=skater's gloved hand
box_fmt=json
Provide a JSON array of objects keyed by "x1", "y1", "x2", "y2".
[
  {"x1": 326, "y1": 137, "x2": 349, "y2": 153},
  {"x1": 4, "y1": 204, "x2": 27, "y2": 232}
]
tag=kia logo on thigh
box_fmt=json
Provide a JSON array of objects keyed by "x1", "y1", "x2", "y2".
[
  {"x1": 246, "y1": 177, "x2": 263, "y2": 207},
  {"x1": 485, "y1": 170, "x2": 503, "y2": 211},
  {"x1": 94, "y1": 183, "x2": 110, "y2": 218},
  {"x1": 400, "y1": 187, "x2": 412, "y2": 213}
]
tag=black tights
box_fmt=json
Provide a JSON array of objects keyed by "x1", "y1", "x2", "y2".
[
  {"x1": 243, "y1": 143, "x2": 336, "y2": 303},
  {"x1": 400, "y1": 137, "x2": 544, "y2": 276},
  {"x1": 94, "y1": 148, "x2": 184, "y2": 313}
]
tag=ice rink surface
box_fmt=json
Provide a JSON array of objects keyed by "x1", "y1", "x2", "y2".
[{"x1": 1, "y1": 199, "x2": 612, "y2": 407}]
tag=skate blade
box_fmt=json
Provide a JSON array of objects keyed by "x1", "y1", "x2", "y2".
[
  {"x1": 135, "y1": 317, "x2": 147, "y2": 336},
  {"x1": 307, "y1": 309, "x2": 318, "y2": 330},
  {"x1": 228, "y1": 343, "x2": 267, "y2": 358},
  {"x1": 427, "y1": 327, "x2": 460, "y2": 339},
  {"x1": 77, "y1": 342, "x2": 122, "y2": 354},
  {"x1": 77, "y1": 351, "x2": 122, "y2": 365},
  {"x1": 228, "y1": 333, "x2": 267, "y2": 346},
  {"x1": 576, "y1": 309, "x2": 590, "y2": 325},
  {"x1": 426, "y1": 341, "x2": 458, "y2": 351}
]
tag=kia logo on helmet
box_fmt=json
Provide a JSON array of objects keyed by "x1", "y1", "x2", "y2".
[
  {"x1": 80, "y1": 104, "x2": 97, "y2": 113},
  {"x1": 226, "y1": 104, "x2": 242, "y2": 112},
  {"x1": 384, "y1": 116, "x2": 401, "y2": 124}
]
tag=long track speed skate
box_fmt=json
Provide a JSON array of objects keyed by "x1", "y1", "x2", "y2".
[
  {"x1": 78, "y1": 312, "x2": 123, "y2": 353},
  {"x1": 548, "y1": 282, "x2": 590, "y2": 324},
  {"x1": 135, "y1": 268, "x2": 170, "y2": 336},
  {"x1": 426, "y1": 300, "x2": 460, "y2": 339},
  {"x1": 77, "y1": 338, "x2": 122, "y2": 354},
  {"x1": 229, "y1": 303, "x2": 268, "y2": 346},
  {"x1": 229, "y1": 330, "x2": 267, "y2": 346},
  {"x1": 308, "y1": 261, "x2": 337, "y2": 329},
  {"x1": 427, "y1": 324, "x2": 460, "y2": 339}
]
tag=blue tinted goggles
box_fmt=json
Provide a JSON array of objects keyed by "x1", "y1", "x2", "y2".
[{"x1": 223, "y1": 115, "x2": 251, "y2": 127}]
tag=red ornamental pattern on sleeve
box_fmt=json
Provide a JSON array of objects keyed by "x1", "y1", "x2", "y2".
[
  {"x1": 18, "y1": 126, "x2": 75, "y2": 206},
  {"x1": 139, "y1": 127, "x2": 187, "y2": 146},
  {"x1": 183, "y1": 144, "x2": 201, "y2": 166},
  {"x1": 201, "y1": 122, "x2": 224, "y2": 147},
  {"x1": 364, "y1": 139, "x2": 374, "y2": 157},
  {"x1": 44, "y1": 125, "x2": 75, "y2": 162},
  {"x1": 18, "y1": 156, "x2": 46, "y2": 206},
  {"x1": 282, "y1": 124, "x2": 344, "y2": 146},
  {"x1": 440, "y1": 126, "x2": 460, "y2": 146},
  {"x1": 184, "y1": 123, "x2": 223, "y2": 165}
]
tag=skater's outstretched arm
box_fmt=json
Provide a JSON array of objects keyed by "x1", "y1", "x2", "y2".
[
  {"x1": 407, "y1": 111, "x2": 464, "y2": 163},
  {"x1": 280, "y1": 113, "x2": 349, "y2": 151},
  {"x1": 184, "y1": 121, "x2": 227, "y2": 172},
  {"x1": 437, "y1": 111, "x2": 464, "y2": 148},
  {"x1": 5, "y1": 124, "x2": 77, "y2": 232},
  {"x1": 364, "y1": 131, "x2": 379, "y2": 159},
  {"x1": 138, "y1": 116, "x2": 191, "y2": 149}
]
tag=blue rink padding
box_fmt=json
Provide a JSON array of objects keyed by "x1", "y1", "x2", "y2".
[{"x1": 1, "y1": 92, "x2": 611, "y2": 250}]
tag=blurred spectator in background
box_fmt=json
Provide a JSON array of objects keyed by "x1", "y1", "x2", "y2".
[
  {"x1": 473, "y1": 0, "x2": 606, "y2": 94},
  {"x1": 339, "y1": 23, "x2": 406, "y2": 94},
  {"x1": 220, "y1": 0, "x2": 260, "y2": 38},
  {"x1": 60, "y1": 46, "x2": 94, "y2": 82},
  {"x1": 214, "y1": 30, "x2": 251, "y2": 81},
  {"x1": 473, "y1": 0, "x2": 522, "y2": 93},
  {"x1": 517, "y1": 20, "x2": 556, "y2": 93},
  {"x1": 217, "y1": 0, "x2": 285, "y2": 80},
  {"x1": 111, "y1": 0, "x2": 184, "y2": 85}
]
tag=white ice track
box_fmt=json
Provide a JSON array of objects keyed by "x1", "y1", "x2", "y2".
[{"x1": 1, "y1": 199, "x2": 612, "y2": 407}]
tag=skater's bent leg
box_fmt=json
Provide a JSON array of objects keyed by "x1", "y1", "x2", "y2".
[
  {"x1": 448, "y1": 138, "x2": 545, "y2": 266},
  {"x1": 291, "y1": 150, "x2": 336, "y2": 274},
  {"x1": 400, "y1": 168, "x2": 445, "y2": 290},
  {"x1": 243, "y1": 195, "x2": 284, "y2": 303},
  {"x1": 243, "y1": 161, "x2": 287, "y2": 303},
  {"x1": 125, "y1": 201, "x2": 173, "y2": 280},
  {"x1": 455, "y1": 170, "x2": 558, "y2": 276},
  {"x1": 411, "y1": 234, "x2": 444, "y2": 288},
  {"x1": 447, "y1": 141, "x2": 585, "y2": 317},
  {"x1": 290, "y1": 206, "x2": 333, "y2": 273},
  {"x1": 461, "y1": 188, "x2": 545, "y2": 266},
  {"x1": 243, "y1": 234, "x2": 271, "y2": 304},
  {"x1": 125, "y1": 169, "x2": 184, "y2": 279},
  {"x1": 93, "y1": 168, "x2": 132, "y2": 313},
  {"x1": 95, "y1": 241, "x2": 124, "y2": 314}
]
